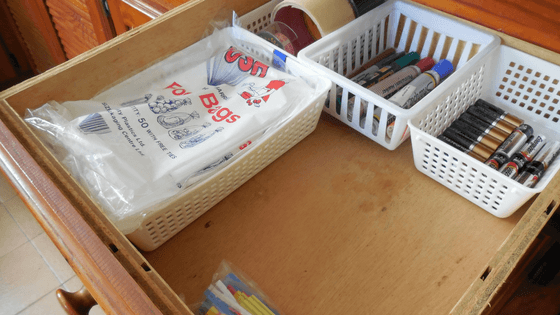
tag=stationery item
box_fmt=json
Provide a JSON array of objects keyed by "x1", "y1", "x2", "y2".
[
  {"x1": 437, "y1": 134, "x2": 487, "y2": 162},
  {"x1": 499, "y1": 135, "x2": 546, "y2": 179},
  {"x1": 192, "y1": 261, "x2": 282, "y2": 315},
  {"x1": 347, "y1": 48, "x2": 396, "y2": 79},
  {"x1": 474, "y1": 99, "x2": 524, "y2": 127},
  {"x1": 370, "y1": 56, "x2": 435, "y2": 99},
  {"x1": 257, "y1": 22, "x2": 299, "y2": 55},
  {"x1": 466, "y1": 105, "x2": 517, "y2": 134},
  {"x1": 517, "y1": 141, "x2": 560, "y2": 187},
  {"x1": 388, "y1": 59, "x2": 454, "y2": 109},
  {"x1": 458, "y1": 111, "x2": 510, "y2": 142},
  {"x1": 485, "y1": 124, "x2": 533, "y2": 170}
]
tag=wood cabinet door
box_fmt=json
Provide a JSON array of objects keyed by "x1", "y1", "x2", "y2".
[{"x1": 45, "y1": 0, "x2": 115, "y2": 58}]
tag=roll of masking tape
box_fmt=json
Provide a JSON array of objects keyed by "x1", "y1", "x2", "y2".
[{"x1": 272, "y1": 0, "x2": 355, "y2": 51}]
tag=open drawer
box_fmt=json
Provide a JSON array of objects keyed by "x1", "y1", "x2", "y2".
[{"x1": 1, "y1": 0, "x2": 560, "y2": 314}]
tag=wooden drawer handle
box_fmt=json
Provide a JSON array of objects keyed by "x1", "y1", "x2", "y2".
[{"x1": 56, "y1": 286, "x2": 98, "y2": 315}]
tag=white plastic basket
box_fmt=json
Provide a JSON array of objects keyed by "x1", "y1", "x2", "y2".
[
  {"x1": 126, "y1": 9, "x2": 330, "y2": 251},
  {"x1": 298, "y1": 0, "x2": 499, "y2": 150},
  {"x1": 409, "y1": 45, "x2": 560, "y2": 217}
]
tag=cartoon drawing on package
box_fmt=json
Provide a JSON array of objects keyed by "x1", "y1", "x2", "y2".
[
  {"x1": 168, "y1": 122, "x2": 211, "y2": 140},
  {"x1": 157, "y1": 111, "x2": 200, "y2": 129},
  {"x1": 120, "y1": 94, "x2": 153, "y2": 107},
  {"x1": 238, "y1": 79, "x2": 289, "y2": 107},
  {"x1": 148, "y1": 95, "x2": 192, "y2": 114},
  {"x1": 179, "y1": 127, "x2": 224, "y2": 149},
  {"x1": 177, "y1": 152, "x2": 234, "y2": 188},
  {"x1": 79, "y1": 113, "x2": 111, "y2": 134}
]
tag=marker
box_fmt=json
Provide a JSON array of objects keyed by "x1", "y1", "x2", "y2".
[
  {"x1": 437, "y1": 134, "x2": 487, "y2": 162},
  {"x1": 516, "y1": 141, "x2": 560, "y2": 187},
  {"x1": 344, "y1": 51, "x2": 406, "y2": 120},
  {"x1": 499, "y1": 135, "x2": 546, "y2": 179},
  {"x1": 457, "y1": 111, "x2": 511, "y2": 143},
  {"x1": 485, "y1": 124, "x2": 533, "y2": 170},
  {"x1": 348, "y1": 48, "x2": 398, "y2": 80},
  {"x1": 441, "y1": 128, "x2": 495, "y2": 160},
  {"x1": 474, "y1": 99, "x2": 524, "y2": 127},
  {"x1": 370, "y1": 57, "x2": 435, "y2": 99},
  {"x1": 466, "y1": 105, "x2": 517, "y2": 134},
  {"x1": 388, "y1": 59, "x2": 454, "y2": 109},
  {"x1": 448, "y1": 119, "x2": 502, "y2": 151}
]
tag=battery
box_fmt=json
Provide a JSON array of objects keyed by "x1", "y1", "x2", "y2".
[
  {"x1": 499, "y1": 135, "x2": 546, "y2": 179},
  {"x1": 458, "y1": 111, "x2": 510, "y2": 142},
  {"x1": 474, "y1": 99, "x2": 524, "y2": 127},
  {"x1": 436, "y1": 134, "x2": 486, "y2": 162},
  {"x1": 484, "y1": 124, "x2": 533, "y2": 169},
  {"x1": 449, "y1": 119, "x2": 502, "y2": 151},
  {"x1": 441, "y1": 128, "x2": 494, "y2": 160},
  {"x1": 517, "y1": 141, "x2": 560, "y2": 187},
  {"x1": 466, "y1": 105, "x2": 517, "y2": 134}
]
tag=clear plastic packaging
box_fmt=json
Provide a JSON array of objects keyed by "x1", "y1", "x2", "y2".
[{"x1": 25, "y1": 25, "x2": 324, "y2": 234}]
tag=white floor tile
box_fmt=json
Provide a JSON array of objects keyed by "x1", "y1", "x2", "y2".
[
  {"x1": 4, "y1": 196, "x2": 44, "y2": 240},
  {"x1": 32, "y1": 234, "x2": 76, "y2": 283},
  {"x1": 0, "y1": 242, "x2": 60, "y2": 314},
  {"x1": 17, "y1": 287, "x2": 67, "y2": 315},
  {"x1": 0, "y1": 175, "x2": 17, "y2": 203},
  {"x1": 0, "y1": 206, "x2": 28, "y2": 259}
]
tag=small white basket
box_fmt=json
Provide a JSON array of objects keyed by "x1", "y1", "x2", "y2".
[
  {"x1": 409, "y1": 45, "x2": 560, "y2": 217},
  {"x1": 126, "y1": 7, "x2": 330, "y2": 251},
  {"x1": 298, "y1": 0, "x2": 499, "y2": 150}
]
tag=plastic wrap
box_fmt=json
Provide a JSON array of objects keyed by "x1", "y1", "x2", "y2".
[{"x1": 25, "y1": 24, "x2": 320, "y2": 234}]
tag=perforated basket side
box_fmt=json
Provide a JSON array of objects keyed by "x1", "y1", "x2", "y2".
[
  {"x1": 237, "y1": 0, "x2": 282, "y2": 34},
  {"x1": 127, "y1": 97, "x2": 324, "y2": 251},
  {"x1": 409, "y1": 45, "x2": 560, "y2": 217},
  {"x1": 298, "y1": 0, "x2": 499, "y2": 150}
]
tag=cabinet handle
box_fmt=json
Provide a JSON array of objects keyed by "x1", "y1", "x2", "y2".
[{"x1": 56, "y1": 286, "x2": 98, "y2": 315}]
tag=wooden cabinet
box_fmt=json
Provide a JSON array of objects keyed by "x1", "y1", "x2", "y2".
[{"x1": 1, "y1": 1, "x2": 560, "y2": 314}]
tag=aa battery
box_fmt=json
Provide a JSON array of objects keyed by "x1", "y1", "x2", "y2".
[
  {"x1": 474, "y1": 99, "x2": 524, "y2": 127},
  {"x1": 517, "y1": 141, "x2": 560, "y2": 187},
  {"x1": 499, "y1": 135, "x2": 546, "y2": 179},
  {"x1": 448, "y1": 119, "x2": 502, "y2": 151},
  {"x1": 485, "y1": 124, "x2": 533, "y2": 169},
  {"x1": 458, "y1": 111, "x2": 510, "y2": 142},
  {"x1": 370, "y1": 57, "x2": 435, "y2": 99},
  {"x1": 437, "y1": 134, "x2": 486, "y2": 162},
  {"x1": 466, "y1": 105, "x2": 517, "y2": 134},
  {"x1": 441, "y1": 128, "x2": 494, "y2": 160}
]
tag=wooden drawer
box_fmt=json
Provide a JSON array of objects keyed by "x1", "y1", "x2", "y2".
[{"x1": 1, "y1": 1, "x2": 560, "y2": 314}]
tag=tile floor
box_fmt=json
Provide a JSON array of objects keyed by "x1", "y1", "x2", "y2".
[{"x1": 0, "y1": 174, "x2": 105, "y2": 315}]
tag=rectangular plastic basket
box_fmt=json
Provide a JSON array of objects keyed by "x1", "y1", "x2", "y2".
[
  {"x1": 409, "y1": 45, "x2": 560, "y2": 217},
  {"x1": 126, "y1": 8, "x2": 330, "y2": 251},
  {"x1": 298, "y1": 0, "x2": 499, "y2": 150}
]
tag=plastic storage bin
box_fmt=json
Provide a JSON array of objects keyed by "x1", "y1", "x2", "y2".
[
  {"x1": 298, "y1": 0, "x2": 499, "y2": 150},
  {"x1": 409, "y1": 45, "x2": 560, "y2": 217},
  {"x1": 126, "y1": 8, "x2": 330, "y2": 251}
]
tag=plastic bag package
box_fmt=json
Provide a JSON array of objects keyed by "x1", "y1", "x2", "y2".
[
  {"x1": 24, "y1": 24, "x2": 321, "y2": 234},
  {"x1": 189, "y1": 260, "x2": 283, "y2": 315}
]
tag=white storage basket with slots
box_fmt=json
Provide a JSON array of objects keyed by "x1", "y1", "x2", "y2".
[
  {"x1": 298, "y1": 0, "x2": 499, "y2": 150},
  {"x1": 409, "y1": 45, "x2": 560, "y2": 217},
  {"x1": 126, "y1": 9, "x2": 330, "y2": 251}
]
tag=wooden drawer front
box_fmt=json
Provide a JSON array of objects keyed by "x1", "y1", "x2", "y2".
[{"x1": 45, "y1": 0, "x2": 113, "y2": 59}]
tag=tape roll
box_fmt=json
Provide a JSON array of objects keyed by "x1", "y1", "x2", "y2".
[{"x1": 272, "y1": 0, "x2": 355, "y2": 49}]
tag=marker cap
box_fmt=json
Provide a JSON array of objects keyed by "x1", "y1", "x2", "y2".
[
  {"x1": 415, "y1": 57, "x2": 435, "y2": 73},
  {"x1": 394, "y1": 52, "x2": 420, "y2": 69},
  {"x1": 431, "y1": 59, "x2": 454, "y2": 80}
]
